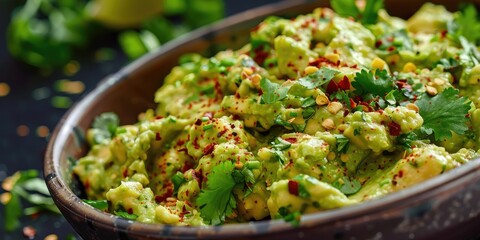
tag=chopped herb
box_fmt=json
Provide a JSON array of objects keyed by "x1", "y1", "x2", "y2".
[
  {"x1": 397, "y1": 132, "x2": 418, "y2": 149},
  {"x1": 289, "y1": 112, "x2": 298, "y2": 117},
  {"x1": 278, "y1": 207, "x2": 301, "y2": 227},
  {"x1": 416, "y1": 88, "x2": 471, "y2": 141},
  {"x1": 331, "y1": 0, "x2": 384, "y2": 25},
  {"x1": 171, "y1": 172, "x2": 186, "y2": 194},
  {"x1": 203, "y1": 124, "x2": 214, "y2": 131},
  {"x1": 244, "y1": 161, "x2": 261, "y2": 169},
  {"x1": 115, "y1": 210, "x2": 138, "y2": 220},
  {"x1": 92, "y1": 112, "x2": 119, "y2": 144},
  {"x1": 301, "y1": 97, "x2": 316, "y2": 108},
  {"x1": 302, "y1": 107, "x2": 316, "y2": 120},
  {"x1": 353, "y1": 69, "x2": 395, "y2": 98},
  {"x1": 334, "y1": 134, "x2": 350, "y2": 153},
  {"x1": 83, "y1": 199, "x2": 108, "y2": 211},
  {"x1": 376, "y1": 30, "x2": 413, "y2": 52},
  {"x1": 332, "y1": 177, "x2": 362, "y2": 195},
  {"x1": 271, "y1": 137, "x2": 292, "y2": 151},
  {"x1": 449, "y1": 4, "x2": 480, "y2": 44},
  {"x1": 297, "y1": 67, "x2": 338, "y2": 90},
  {"x1": 260, "y1": 78, "x2": 290, "y2": 104}
]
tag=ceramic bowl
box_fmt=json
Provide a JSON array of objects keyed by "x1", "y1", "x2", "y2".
[{"x1": 44, "y1": 0, "x2": 480, "y2": 239}]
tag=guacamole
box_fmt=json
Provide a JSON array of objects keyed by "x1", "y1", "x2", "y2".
[{"x1": 74, "y1": 3, "x2": 480, "y2": 226}]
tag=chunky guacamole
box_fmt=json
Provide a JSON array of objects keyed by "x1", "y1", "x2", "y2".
[{"x1": 74, "y1": 3, "x2": 480, "y2": 226}]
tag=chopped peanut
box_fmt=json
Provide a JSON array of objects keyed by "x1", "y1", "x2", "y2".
[
  {"x1": 327, "y1": 101, "x2": 343, "y2": 114},
  {"x1": 322, "y1": 118, "x2": 336, "y2": 130},
  {"x1": 406, "y1": 103, "x2": 419, "y2": 113},
  {"x1": 251, "y1": 74, "x2": 262, "y2": 88},
  {"x1": 325, "y1": 53, "x2": 340, "y2": 63},
  {"x1": 426, "y1": 86, "x2": 438, "y2": 96},
  {"x1": 316, "y1": 94, "x2": 330, "y2": 106},
  {"x1": 327, "y1": 152, "x2": 336, "y2": 161}
]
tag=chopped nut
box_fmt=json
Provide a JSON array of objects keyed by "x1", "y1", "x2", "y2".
[
  {"x1": 241, "y1": 67, "x2": 253, "y2": 79},
  {"x1": 327, "y1": 152, "x2": 336, "y2": 161},
  {"x1": 250, "y1": 74, "x2": 262, "y2": 88},
  {"x1": 403, "y1": 62, "x2": 417, "y2": 73},
  {"x1": 316, "y1": 94, "x2": 330, "y2": 106},
  {"x1": 325, "y1": 53, "x2": 340, "y2": 63},
  {"x1": 327, "y1": 101, "x2": 343, "y2": 114},
  {"x1": 371, "y1": 57, "x2": 387, "y2": 69},
  {"x1": 322, "y1": 118, "x2": 336, "y2": 130},
  {"x1": 304, "y1": 66, "x2": 319, "y2": 75},
  {"x1": 426, "y1": 86, "x2": 438, "y2": 96},
  {"x1": 340, "y1": 154, "x2": 349, "y2": 163},
  {"x1": 433, "y1": 78, "x2": 445, "y2": 86},
  {"x1": 337, "y1": 124, "x2": 347, "y2": 132},
  {"x1": 406, "y1": 103, "x2": 419, "y2": 113}
]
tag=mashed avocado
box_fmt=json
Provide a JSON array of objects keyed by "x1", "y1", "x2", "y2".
[{"x1": 74, "y1": 4, "x2": 480, "y2": 226}]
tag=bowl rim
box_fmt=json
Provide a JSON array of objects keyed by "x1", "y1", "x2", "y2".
[{"x1": 44, "y1": 0, "x2": 480, "y2": 238}]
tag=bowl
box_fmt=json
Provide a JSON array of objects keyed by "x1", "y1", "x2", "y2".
[{"x1": 44, "y1": 0, "x2": 480, "y2": 239}]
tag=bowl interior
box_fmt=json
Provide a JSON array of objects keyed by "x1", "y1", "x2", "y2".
[{"x1": 45, "y1": 0, "x2": 480, "y2": 239}]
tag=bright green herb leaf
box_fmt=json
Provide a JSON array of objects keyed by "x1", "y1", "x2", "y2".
[
  {"x1": 451, "y1": 4, "x2": 480, "y2": 44},
  {"x1": 302, "y1": 107, "x2": 316, "y2": 120},
  {"x1": 172, "y1": 172, "x2": 186, "y2": 194},
  {"x1": 271, "y1": 137, "x2": 292, "y2": 151},
  {"x1": 397, "y1": 132, "x2": 418, "y2": 150},
  {"x1": 416, "y1": 88, "x2": 471, "y2": 141},
  {"x1": 297, "y1": 68, "x2": 338, "y2": 90},
  {"x1": 197, "y1": 161, "x2": 236, "y2": 225},
  {"x1": 115, "y1": 210, "x2": 138, "y2": 220},
  {"x1": 334, "y1": 134, "x2": 350, "y2": 153},
  {"x1": 332, "y1": 177, "x2": 362, "y2": 195},
  {"x1": 353, "y1": 69, "x2": 395, "y2": 97},
  {"x1": 83, "y1": 199, "x2": 108, "y2": 211},
  {"x1": 331, "y1": 0, "x2": 384, "y2": 25},
  {"x1": 260, "y1": 78, "x2": 290, "y2": 104},
  {"x1": 278, "y1": 207, "x2": 301, "y2": 227},
  {"x1": 92, "y1": 112, "x2": 119, "y2": 144}
]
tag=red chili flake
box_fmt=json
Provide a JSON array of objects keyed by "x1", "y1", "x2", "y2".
[
  {"x1": 127, "y1": 208, "x2": 133, "y2": 214},
  {"x1": 155, "y1": 183, "x2": 173, "y2": 203},
  {"x1": 217, "y1": 129, "x2": 228, "y2": 138},
  {"x1": 84, "y1": 179, "x2": 90, "y2": 190},
  {"x1": 288, "y1": 180, "x2": 299, "y2": 196},
  {"x1": 203, "y1": 143, "x2": 216, "y2": 155},
  {"x1": 284, "y1": 138, "x2": 297, "y2": 143},
  {"x1": 155, "y1": 132, "x2": 162, "y2": 141},
  {"x1": 287, "y1": 62, "x2": 295, "y2": 67},
  {"x1": 338, "y1": 76, "x2": 351, "y2": 90},
  {"x1": 388, "y1": 121, "x2": 401, "y2": 136},
  {"x1": 440, "y1": 30, "x2": 448, "y2": 38},
  {"x1": 176, "y1": 139, "x2": 186, "y2": 147},
  {"x1": 181, "y1": 161, "x2": 195, "y2": 172},
  {"x1": 387, "y1": 46, "x2": 396, "y2": 52},
  {"x1": 232, "y1": 115, "x2": 240, "y2": 120},
  {"x1": 234, "y1": 92, "x2": 240, "y2": 98},
  {"x1": 375, "y1": 40, "x2": 383, "y2": 48},
  {"x1": 194, "y1": 119, "x2": 202, "y2": 126},
  {"x1": 258, "y1": 89, "x2": 263, "y2": 96},
  {"x1": 326, "y1": 80, "x2": 339, "y2": 94},
  {"x1": 22, "y1": 226, "x2": 36, "y2": 239},
  {"x1": 349, "y1": 98, "x2": 357, "y2": 109},
  {"x1": 123, "y1": 168, "x2": 128, "y2": 178},
  {"x1": 398, "y1": 170, "x2": 404, "y2": 178},
  {"x1": 155, "y1": 116, "x2": 164, "y2": 120},
  {"x1": 253, "y1": 45, "x2": 269, "y2": 65}
]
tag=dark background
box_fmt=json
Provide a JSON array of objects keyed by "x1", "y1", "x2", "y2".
[{"x1": 0, "y1": 0, "x2": 279, "y2": 239}]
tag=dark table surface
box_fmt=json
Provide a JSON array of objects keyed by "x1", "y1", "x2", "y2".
[{"x1": 0, "y1": 1, "x2": 280, "y2": 239}]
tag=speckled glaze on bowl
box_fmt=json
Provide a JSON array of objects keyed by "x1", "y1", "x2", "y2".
[{"x1": 45, "y1": 0, "x2": 480, "y2": 239}]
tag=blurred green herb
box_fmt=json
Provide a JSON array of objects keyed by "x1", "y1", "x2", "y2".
[
  {"x1": 2, "y1": 170, "x2": 60, "y2": 232},
  {"x1": 92, "y1": 112, "x2": 119, "y2": 144}
]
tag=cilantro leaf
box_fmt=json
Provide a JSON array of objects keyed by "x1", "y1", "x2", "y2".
[
  {"x1": 331, "y1": 0, "x2": 384, "y2": 25},
  {"x1": 278, "y1": 207, "x2": 301, "y2": 227},
  {"x1": 334, "y1": 134, "x2": 350, "y2": 153},
  {"x1": 352, "y1": 69, "x2": 395, "y2": 97},
  {"x1": 260, "y1": 78, "x2": 290, "y2": 104},
  {"x1": 83, "y1": 199, "x2": 108, "y2": 211},
  {"x1": 416, "y1": 88, "x2": 471, "y2": 141},
  {"x1": 453, "y1": 4, "x2": 480, "y2": 44},
  {"x1": 197, "y1": 161, "x2": 237, "y2": 225},
  {"x1": 92, "y1": 112, "x2": 120, "y2": 144},
  {"x1": 297, "y1": 67, "x2": 338, "y2": 90},
  {"x1": 171, "y1": 172, "x2": 186, "y2": 194},
  {"x1": 332, "y1": 177, "x2": 361, "y2": 195},
  {"x1": 271, "y1": 137, "x2": 292, "y2": 151},
  {"x1": 397, "y1": 132, "x2": 418, "y2": 150},
  {"x1": 115, "y1": 210, "x2": 138, "y2": 220},
  {"x1": 362, "y1": 0, "x2": 384, "y2": 25}
]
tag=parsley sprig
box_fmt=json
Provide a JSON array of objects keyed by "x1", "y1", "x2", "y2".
[{"x1": 416, "y1": 88, "x2": 471, "y2": 141}]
